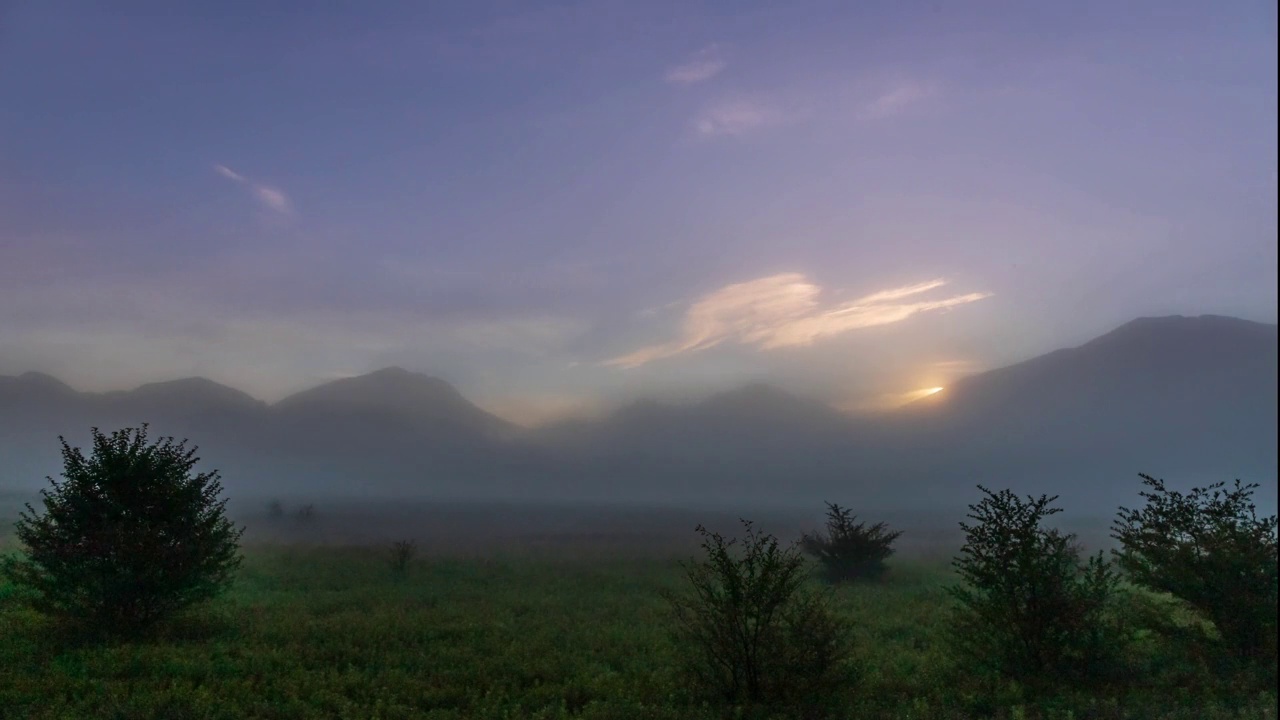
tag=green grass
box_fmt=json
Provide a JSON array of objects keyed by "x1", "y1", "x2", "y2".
[{"x1": 0, "y1": 545, "x2": 1275, "y2": 720}]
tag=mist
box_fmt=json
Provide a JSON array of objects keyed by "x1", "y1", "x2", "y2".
[{"x1": 3, "y1": 315, "x2": 1275, "y2": 529}]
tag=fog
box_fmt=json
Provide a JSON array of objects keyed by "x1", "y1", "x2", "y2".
[{"x1": 2, "y1": 315, "x2": 1275, "y2": 530}]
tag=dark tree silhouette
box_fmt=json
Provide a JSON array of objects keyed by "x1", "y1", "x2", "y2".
[
  {"x1": 1, "y1": 425, "x2": 243, "y2": 635},
  {"x1": 947, "y1": 486, "x2": 1122, "y2": 683},
  {"x1": 801, "y1": 502, "x2": 903, "y2": 582},
  {"x1": 663, "y1": 520, "x2": 855, "y2": 719},
  {"x1": 1113, "y1": 474, "x2": 1278, "y2": 676}
]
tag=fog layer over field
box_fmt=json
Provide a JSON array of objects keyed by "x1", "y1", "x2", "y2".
[{"x1": 2, "y1": 315, "x2": 1275, "y2": 519}]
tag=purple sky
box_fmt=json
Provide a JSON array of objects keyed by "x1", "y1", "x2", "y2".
[{"x1": 2, "y1": 0, "x2": 1276, "y2": 424}]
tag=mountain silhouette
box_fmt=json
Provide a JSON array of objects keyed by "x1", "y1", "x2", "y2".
[
  {"x1": 0, "y1": 315, "x2": 1274, "y2": 511},
  {"x1": 272, "y1": 367, "x2": 514, "y2": 440},
  {"x1": 875, "y1": 314, "x2": 1278, "y2": 504}
]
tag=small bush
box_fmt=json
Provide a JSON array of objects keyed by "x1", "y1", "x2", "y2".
[
  {"x1": 267, "y1": 499, "x2": 285, "y2": 520},
  {"x1": 0, "y1": 425, "x2": 243, "y2": 636},
  {"x1": 801, "y1": 502, "x2": 903, "y2": 582},
  {"x1": 296, "y1": 504, "x2": 316, "y2": 522},
  {"x1": 663, "y1": 520, "x2": 855, "y2": 719},
  {"x1": 1112, "y1": 474, "x2": 1278, "y2": 676},
  {"x1": 947, "y1": 486, "x2": 1124, "y2": 685},
  {"x1": 390, "y1": 539, "x2": 417, "y2": 578}
]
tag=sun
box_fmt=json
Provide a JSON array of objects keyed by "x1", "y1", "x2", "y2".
[{"x1": 896, "y1": 386, "x2": 945, "y2": 406}]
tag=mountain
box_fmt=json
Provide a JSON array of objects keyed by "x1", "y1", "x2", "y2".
[
  {"x1": 912, "y1": 315, "x2": 1275, "y2": 423},
  {"x1": 1, "y1": 315, "x2": 1275, "y2": 511},
  {"x1": 528, "y1": 315, "x2": 1277, "y2": 508},
  {"x1": 272, "y1": 367, "x2": 514, "y2": 441},
  {"x1": 0, "y1": 371, "x2": 78, "y2": 401},
  {"x1": 0, "y1": 368, "x2": 522, "y2": 498},
  {"x1": 877, "y1": 315, "x2": 1278, "y2": 505},
  {"x1": 262, "y1": 368, "x2": 526, "y2": 497},
  {"x1": 527, "y1": 383, "x2": 859, "y2": 500}
]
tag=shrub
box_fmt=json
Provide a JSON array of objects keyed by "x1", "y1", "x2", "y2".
[
  {"x1": 1, "y1": 425, "x2": 243, "y2": 636},
  {"x1": 296, "y1": 504, "x2": 316, "y2": 522},
  {"x1": 800, "y1": 502, "x2": 903, "y2": 582},
  {"x1": 947, "y1": 486, "x2": 1123, "y2": 684},
  {"x1": 267, "y1": 499, "x2": 285, "y2": 520},
  {"x1": 390, "y1": 539, "x2": 417, "y2": 578},
  {"x1": 1112, "y1": 474, "x2": 1278, "y2": 674},
  {"x1": 663, "y1": 520, "x2": 855, "y2": 719}
]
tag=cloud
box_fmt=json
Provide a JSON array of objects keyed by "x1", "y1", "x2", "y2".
[
  {"x1": 930, "y1": 359, "x2": 982, "y2": 372},
  {"x1": 862, "y1": 82, "x2": 936, "y2": 119},
  {"x1": 214, "y1": 164, "x2": 293, "y2": 216},
  {"x1": 666, "y1": 45, "x2": 726, "y2": 85},
  {"x1": 606, "y1": 273, "x2": 990, "y2": 368},
  {"x1": 213, "y1": 164, "x2": 246, "y2": 182},
  {"x1": 693, "y1": 98, "x2": 786, "y2": 138},
  {"x1": 254, "y1": 186, "x2": 292, "y2": 214}
]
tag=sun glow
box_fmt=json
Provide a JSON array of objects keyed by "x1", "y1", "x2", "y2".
[
  {"x1": 898, "y1": 386, "x2": 945, "y2": 405},
  {"x1": 838, "y1": 385, "x2": 946, "y2": 414}
]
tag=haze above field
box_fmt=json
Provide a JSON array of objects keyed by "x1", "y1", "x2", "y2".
[
  {"x1": 1, "y1": 0, "x2": 1277, "y2": 427},
  {"x1": 3, "y1": 315, "x2": 1276, "y2": 515}
]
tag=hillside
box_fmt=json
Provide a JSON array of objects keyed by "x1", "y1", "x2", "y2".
[{"x1": 1, "y1": 315, "x2": 1275, "y2": 510}]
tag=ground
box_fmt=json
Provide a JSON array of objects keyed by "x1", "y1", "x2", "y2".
[{"x1": 0, "y1": 499, "x2": 1273, "y2": 719}]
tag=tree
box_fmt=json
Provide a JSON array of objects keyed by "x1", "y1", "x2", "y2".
[
  {"x1": 947, "y1": 486, "x2": 1122, "y2": 683},
  {"x1": 1112, "y1": 474, "x2": 1278, "y2": 670},
  {"x1": 800, "y1": 502, "x2": 903, "y2": 582},
  {"x1": 1, "y1": 425, "x2": 243, "y2": 635},
  {"x1": 389, "y1": 539, "x2": 417, "y2": 578},
  {"x1": 663, "y1": 520, "x2": 855, "y2": 719}
]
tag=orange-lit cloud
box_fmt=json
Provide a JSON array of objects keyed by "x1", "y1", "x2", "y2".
[{"x1": 606, "y1": 273, "x2": 991, "y2": 368}]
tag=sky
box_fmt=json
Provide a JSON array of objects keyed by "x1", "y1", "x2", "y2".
[{"x1": 1, "y1": 0, "x2": 1276, "y2": 425}]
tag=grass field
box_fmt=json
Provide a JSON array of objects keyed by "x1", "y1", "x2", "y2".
[{"x1": 0, "y1": 503, "x2": 1275, "y2": 720}]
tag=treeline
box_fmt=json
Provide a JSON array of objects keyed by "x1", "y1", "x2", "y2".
[
  {"x1": 663, "y1": 480, "x2": 1276, "y2": 718},
  {"x1": 1, "y1": 426, "x2": 1276, "y2": 719}
]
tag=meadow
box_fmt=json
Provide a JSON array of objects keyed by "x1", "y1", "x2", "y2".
[{"x1": 0, "y1": 500, "x2": 1274, "y2": 720}]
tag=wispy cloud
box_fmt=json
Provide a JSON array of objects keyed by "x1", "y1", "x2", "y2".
[
  {"x1": 214, "y1": 164, "x2": 293, "y2": 216},
  {"x1": 666, "y1": 45, "x2": 726, "y2": 85},
  {"x1": 606, "y1": 273, "x2": 990, "y2": 368},
  {"x1": 253, "y1": 186, "x2": 291, "y2": 214},
  {"x1": 693, "y1": 98, "x2": 787, "y2": 138},
  {"x1": 862, "y1": 82, "x2": 936, "y2": 119},
  {"x1": 213, "y1": 164, "x2": 246, "y2": 182},
  {"x1": 930, "y1": 359, "x2": 982, "y2": 372},
  {"x1": 691, "y1": 77, "x2": 933, "y2": 138}
]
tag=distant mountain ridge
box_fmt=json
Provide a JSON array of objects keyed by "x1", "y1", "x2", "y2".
[{"x1": 1, "y1": 315, "x2": 1275, "y2": 510}]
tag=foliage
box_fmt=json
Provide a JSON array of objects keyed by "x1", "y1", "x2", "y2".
[
  {"x1": 801, "y1": 502, "x2": 903, "y2": 582},
  {"x1": 947, "y1": 486, "x2": 1124, "y2": 684},
  {"x1": 0, "y1": 546, "x2": 1273, "y2": 719},
  {"x1": 295, "y1": 504, "x2": 316, "y2": 522},
  {"x1": 389, "y1": 539, "x2": 417, "y2": 578},
  {"x1": 0, "y1": 425, "x2": 243, "y2": 636},
  {"x1": 267, "y1": 499, "x2": 285, "y2": 520},
  {"x1": 1112, "y1": 474, "x2": 1278, "y2": 676},
  {"x1": 663, "y1": 520, "x2": 855, "y2": 719}
]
